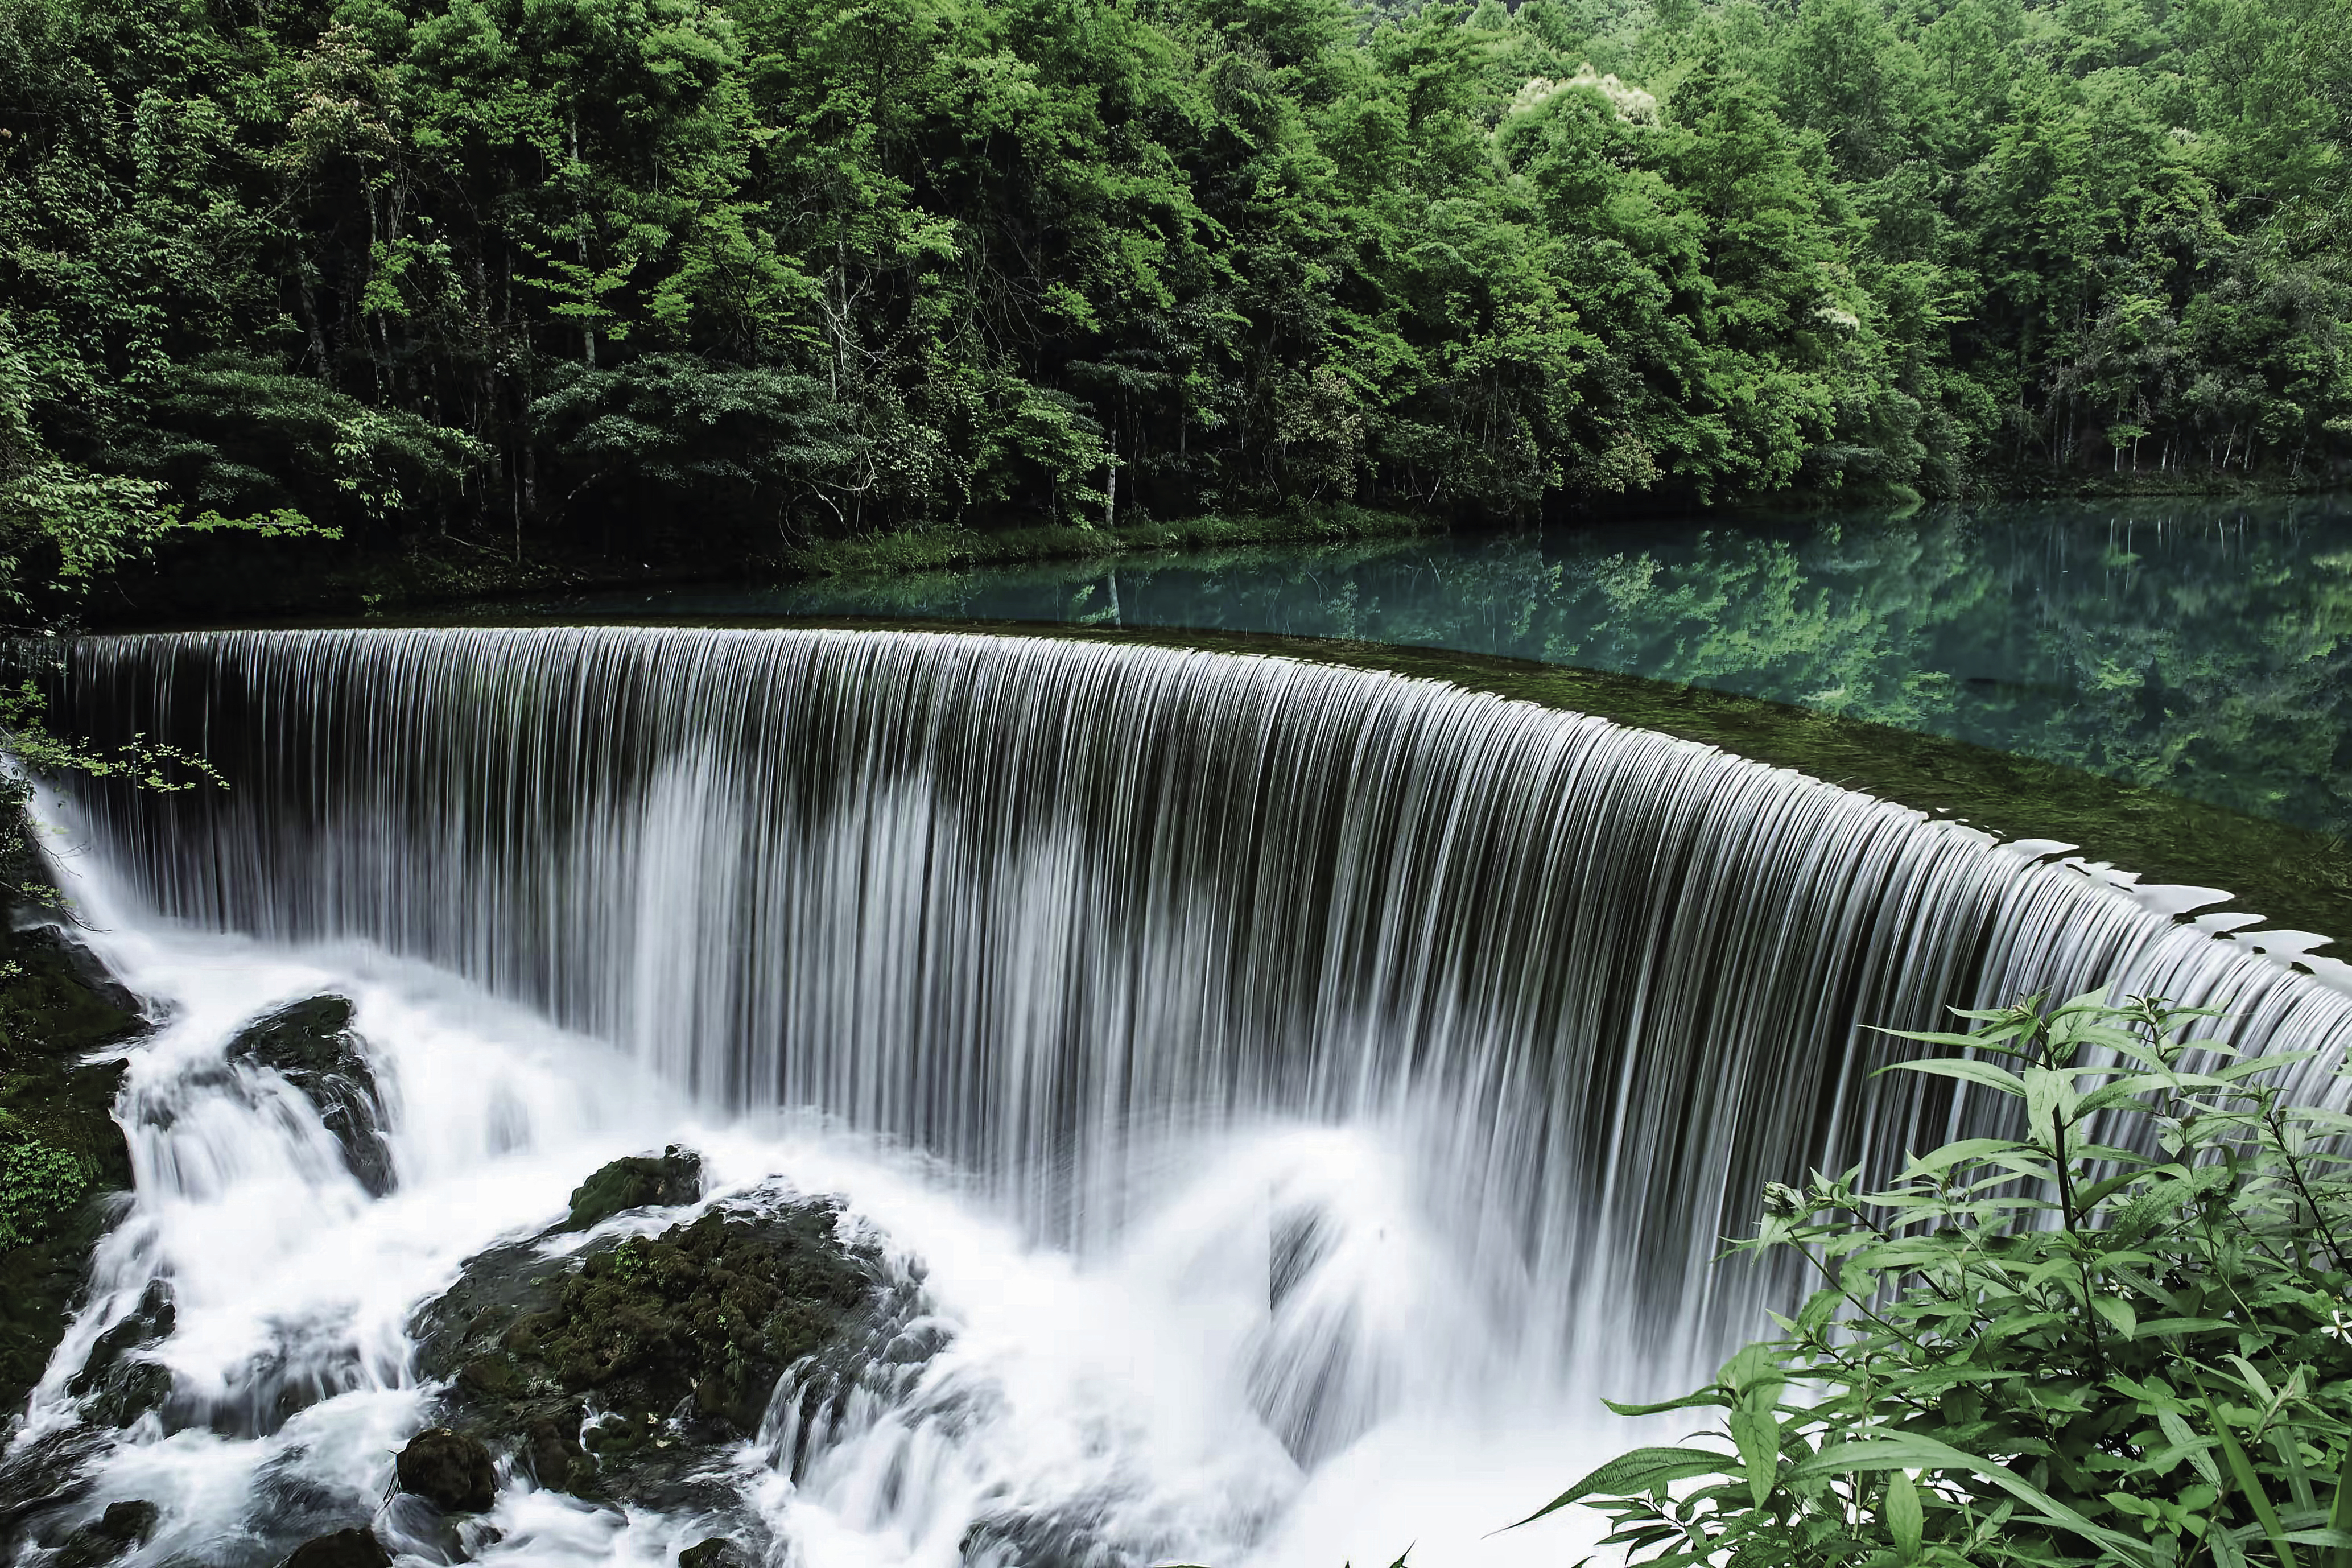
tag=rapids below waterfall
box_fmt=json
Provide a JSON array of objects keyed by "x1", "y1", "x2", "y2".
[
  {"x1": 15, "y1": 626, "x2": 2352, "y2": 1567},
  {"x1": 14, "y1": 905, "x2": 1606, "y2": 1568}
]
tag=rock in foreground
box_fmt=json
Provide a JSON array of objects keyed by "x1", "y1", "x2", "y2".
[
  {"x1": 225, "y1": 996, "x2": 394, "y2": 1197},
  {"x1": 281, "y1": 1528, "x2": 392, "y2": 1568},
  {"x1": 0, "y1": 925, "x2": 143, "y2": 1419},
  {"x1": 394, "y1": 1426, "x2": 496, "y2": 1513},
  {"x1": 558, "y1": 1144, "x2": 701, "y2": 1231},
  {"x1": 51, "y1": 1500, "x2": 157, "y2": 1568},
  {"x1": 65, "y1": 1278, "x2": 175, "y2": 1427},
  {"x1": 411, "y1": 1154, "x2": 883, "y2": 1516}
]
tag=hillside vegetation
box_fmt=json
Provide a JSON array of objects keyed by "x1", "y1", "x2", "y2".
[{"x1": 0, "y1": 0, "x2": 2346, "y2": 587}]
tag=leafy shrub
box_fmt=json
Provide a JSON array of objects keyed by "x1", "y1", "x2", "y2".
[
  {"x1": 1540, "y1": 990, "x2": 2352, "y2": 1567},
  {"x1": 0, "y1": 1132, "x2": 92, "y2": 1250}
]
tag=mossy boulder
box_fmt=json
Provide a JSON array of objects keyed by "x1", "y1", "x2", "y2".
[
  {"x1": 558, "y1": 1145, "x2": 700, "y2": 1231},
  {"x1": 280, "y1": 1528, "x2": 392, "y2": 1568},
  {"x1": 225, "y1": 997, "x2": 393, "y2": 1197},
  {"x1": 394, "y1": 1426, "x2": 496, "y2": 1513},
  {"x1": 0, "y1": 923, "x2": 143, "y2": 1417},
  {"x1": 411, "y1": 1159, "x2": 882, "y2": 1518}
]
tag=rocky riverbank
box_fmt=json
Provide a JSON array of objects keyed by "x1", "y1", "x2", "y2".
[
  {"x1": 0, "y1": 922, "x2": 144, "y2": 1420},
  {"x1": 0, "y1": 940, "x2": 920, "y2": 1568}
]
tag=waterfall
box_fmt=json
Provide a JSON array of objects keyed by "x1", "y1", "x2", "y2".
[
  {"x1": 44, "y1": 627, "x2": 2352, "y2": 1374},
  {"x1": 20, "y1": 624, "x2": 2352, "y2": 1567}
]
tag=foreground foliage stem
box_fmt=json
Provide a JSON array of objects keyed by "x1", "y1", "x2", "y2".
[{"x1": 1527, "y1": 987, "x2": 2352, "y2": 1568}]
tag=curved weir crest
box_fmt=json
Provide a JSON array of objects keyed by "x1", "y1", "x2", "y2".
[{"x1": 24, "y1": 625, "x2": 2352, "y2": 1562}]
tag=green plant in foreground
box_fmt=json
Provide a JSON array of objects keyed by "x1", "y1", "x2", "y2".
[{"x1": 1532, "y1": 990, "x2": 2352, "y2": 1567}]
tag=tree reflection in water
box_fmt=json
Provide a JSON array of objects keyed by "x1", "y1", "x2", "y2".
[{"x1": 741, "y1": 496, "x2": 2352, "y2": 836}]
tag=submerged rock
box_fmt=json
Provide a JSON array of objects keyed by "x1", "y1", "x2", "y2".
[
  {"x1": 679, "y1": 1540, "x2": 743, "y2": 1568},
  {"x1": 411, "y1": 1158, "x2": 882, "y2": 1520},
  {"x1": 377, "y1": 1490, "x2": 497, "y2": 1565},
  {"x1": 558, "y1": 1145, "x2": 701, "y2": 1231},
  {"x1": 394, "y1": 1427, "x2": 497, "y2": 1513},
  {"x1": 280, "y1": 1528, "x2": 393, "y2": 1568},
  {"x1": 225, "y1": 997, "x2": 394, "y2": 1196},
  {"x1": 51, "y1": 1500, "x2": 158, "y2": 1568}
]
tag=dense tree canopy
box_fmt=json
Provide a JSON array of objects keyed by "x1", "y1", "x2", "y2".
[{"x1": 0, "y1": 0, "x2": 2346, "y2": 583}]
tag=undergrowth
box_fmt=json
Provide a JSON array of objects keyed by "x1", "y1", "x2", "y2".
[{"x1": 1546, "y1": 989, "x2": 2352, "y2": 1567}]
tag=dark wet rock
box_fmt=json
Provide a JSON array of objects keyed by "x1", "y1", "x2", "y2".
[
  {"x1": 679, "y1": 1540, "x2": 744, "y2": 1568},
  {"x1": 51, "y1": 1500, "x2": 159, "y2": 1568},
  {"x1": 0, "y1": 1427, "x2": 107, "y2": 1561},
  {"x1": 67, "y1": 1278, "x2": 176, "y2": 1426},
  {"x1": 0, "y1": 923, "x2": 143, "y2": 1417},
  {"x1": 529, "y1": 1204, "x2": 867, "y2": 1433},
  {"x1": 558, "y1": 1146, "x2": 701, "y2": 1232},
  {"x1": 225, "y1": 996, "x2": 394, "y2": 1196},
  {"x1": 411, "y1": 1173, "x2": 884, "y2": 1523},
  {"x1": 517, "y1": 1410, "x2": 593, "y2": 1495},
  {"x1": 280, "y1": 1528, "x2": 393, "y2": 1568},
  {"x1": 395, "y1": 1426, "x2": 497, "y2": 1513}
]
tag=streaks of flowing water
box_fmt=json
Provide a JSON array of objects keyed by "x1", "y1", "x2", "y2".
[
  {"x1": 16, "y1": 626, "x2": 2352, "y2": 1564},
  {"x1": 6, "y1": 907, "x2": 1583, "y2": 1568}
]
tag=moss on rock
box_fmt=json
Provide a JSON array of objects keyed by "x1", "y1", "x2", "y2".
[
  {"x1": 558, "y1": 1144, "x2": 701, "y2": 1232},
  {"x1": 411, "y1": 1156, "x2": 881, "y2": 1516},
  {"x1": 0, "y1": 923, "x2": 143, "y2": 1417},
  {"x1": 393, "y1": 1427, "x2": 496, "y2": 1513}
]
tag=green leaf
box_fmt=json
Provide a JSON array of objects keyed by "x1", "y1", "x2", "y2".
[
  {"x1": 1885, "y1": 1468, "x2": 1925, "y2": 1563},
  {"x1": 1874, "y1": 1058, "x2": 2028, "y2": 1097},
  {"x1": 2207, "y1": 1395, "x2": 2299, "y2": 1568},
  {"x1": 1730, "y1": 1406, "x2": 1780, "y2": 1509},
  {"x1": 1790, "y1": 1434, "x2": 2158, "y2": 1564},
  {"x1": 1872, "y1": 1025, "x2": 2027, "y2": 1051},
  {"x1": 1503, "y1": 1448, "x2": 1738, "y2": 1529},
  {"x1": 1905, "y1": 1138, "x2": 2040, "y2": 1175},
  {"x1": 2157, "y1": 1406, "x2": 2225, "y2": 1488},
  {"x1": 2328, "y1": 1440, "x2": 2352, "y2": 1568},
  {"x1": 1599, "y1": 1389, "x2": 1729, "y2": 1418}
]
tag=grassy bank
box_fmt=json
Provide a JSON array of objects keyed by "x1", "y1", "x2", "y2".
[
  {"x1": 87, "y1": 474, "x2": 2339, "y2": 629},
  {"x1": 88, "y1": 504, "x2": 1441, "y2": 629},
  {"x1": 774, "y1": 505, "x2": 1442, "y2": 580}
]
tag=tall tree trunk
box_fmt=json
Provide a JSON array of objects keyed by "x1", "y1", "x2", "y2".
[{"x1": 570, "y1": 105, "x2": 596, "y2": 370}]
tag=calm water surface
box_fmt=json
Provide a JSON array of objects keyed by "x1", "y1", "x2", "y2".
[{"x1": 570, "y1": 495, "x2": 2352, "y2": 835}]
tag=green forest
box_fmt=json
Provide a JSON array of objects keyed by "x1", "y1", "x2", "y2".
[{"x1": 1, "y1": 0, "x2": 2347, "y2": 595}]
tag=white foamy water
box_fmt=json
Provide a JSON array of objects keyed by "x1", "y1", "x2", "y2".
[{"x1": 8, "y1": 857, "x2": 1622, "y2": 1568}]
